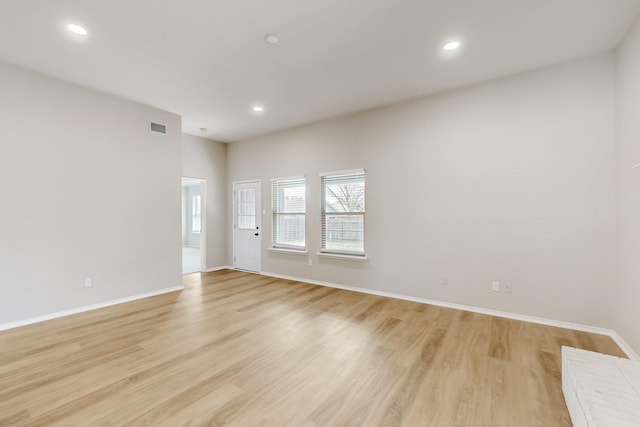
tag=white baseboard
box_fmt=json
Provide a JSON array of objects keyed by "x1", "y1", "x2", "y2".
[
  {"x1": 0, "y1": 285, "x2": 185, "y2": 332},
  {"x1": 204, "y1": 265, "x2": 232, "y2": 273},
  {"x1": 258, "y1": 270, "x2": 638, "y2": 360},
  {"x1": 610, "y1": 331, "x2": 640, "y2": 360}
]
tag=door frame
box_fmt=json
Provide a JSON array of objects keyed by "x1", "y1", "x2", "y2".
[
  {"x1": 182, "y1": 177, "x2": 207, "y2": 273},
  {"x1": 232, "y1": 179, "x2": 261, "y2": 272}
]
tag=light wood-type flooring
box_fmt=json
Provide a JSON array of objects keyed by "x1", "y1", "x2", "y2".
[{"x1": 0, "y1": 269, "x2": 626, "y2": 426}]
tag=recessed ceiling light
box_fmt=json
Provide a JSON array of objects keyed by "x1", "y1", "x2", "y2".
[
  {"x1": 443, "y1": 41, "x2": 461, "y2": 51},
  {"x1": 67, "y1": 24, "x2": 88, "y2": 36},
  {"x1": 252, "y1": 106, "x2": 264, "y2": 112},
  {"x1": 264, "y1": 33, "x2": 280, "y2": 44}
]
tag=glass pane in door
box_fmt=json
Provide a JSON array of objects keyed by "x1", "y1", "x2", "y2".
[{"x1": 237, "y1": 188, "x2": 256, "y2": 229}]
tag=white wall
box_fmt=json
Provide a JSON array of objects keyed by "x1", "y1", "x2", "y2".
[
  {"x1": 227, "y1": 54, "x2": 616, "y2": 328},
  {"x1": 0, "y1": 62, "x2": 182, "y2": 325},
  {"x1": 614, "y1": 17, "x2": 640, "y2": 354},
  {"x1": 182, "y1": 134, "x2": 227, "y2": 269}
]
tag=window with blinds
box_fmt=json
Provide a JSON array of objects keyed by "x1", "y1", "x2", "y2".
[
  {"x1": 271, "y1": 176, "x2": 306, "y2": 250},
  {"x1": 321, "y1": 169, "x2": 365, "y2": 256}
]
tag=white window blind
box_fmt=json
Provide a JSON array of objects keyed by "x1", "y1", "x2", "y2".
[
  {"x1": 271, "y1": 176, "x2": 306, "y2": 250},
  {"x1": 321, "y1": 169, "x2": 365, "y2": 256}
]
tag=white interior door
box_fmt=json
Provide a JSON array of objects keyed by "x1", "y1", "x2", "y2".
[{"x1": 233, "y1": 180, "x2": 261, "y2": 272}]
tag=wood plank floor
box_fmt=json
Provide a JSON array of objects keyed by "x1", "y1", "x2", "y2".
[{"x1": 0, "y1": 270, "x2": 626, "y2": 426}]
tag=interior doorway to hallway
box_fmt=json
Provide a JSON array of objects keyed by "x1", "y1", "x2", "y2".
[{"x1": 182, "y1": 177, "x2": 206, "y2": 274}]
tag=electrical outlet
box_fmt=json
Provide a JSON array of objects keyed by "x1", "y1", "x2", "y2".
[
  {"x1": 491, "y1": 281, "x2": 500, "y2": 292},
  {"x1": 308, "y1": 258, "x2": 313, "y2": 267},
  {"x1": 504, "y1": 284, "x2": 512, "y2": 294},
  {"x1": 441, "y1": 277, "x2": 448, "y2": 286},
  {"x1": 84, "y1": 278, "x2": 92, "y2": 288}
]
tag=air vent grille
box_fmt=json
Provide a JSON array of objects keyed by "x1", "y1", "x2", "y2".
[{"x1": 150, "y1": 122, "x2": 167, "y2": 134}]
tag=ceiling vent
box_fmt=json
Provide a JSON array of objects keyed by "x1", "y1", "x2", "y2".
[{"x1": 150, "y1": 122, "x2": 167, "y2": 134}]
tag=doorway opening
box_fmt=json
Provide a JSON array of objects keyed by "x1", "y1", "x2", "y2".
[{"x1": 182, "y1": 178, "x2": 206, "y2": 274}]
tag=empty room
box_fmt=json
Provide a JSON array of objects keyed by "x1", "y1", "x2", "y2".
[{"x1": 2, "y1": 1, "x2": 640, "y2": 426}]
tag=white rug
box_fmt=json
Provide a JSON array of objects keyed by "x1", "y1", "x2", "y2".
[{"x1": 562, "y1": 346, "x2": 640, "y2": 427}]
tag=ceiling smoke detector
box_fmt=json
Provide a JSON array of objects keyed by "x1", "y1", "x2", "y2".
[{"x1": 264, "y1": 33, "x2": 280, "y2": 44}]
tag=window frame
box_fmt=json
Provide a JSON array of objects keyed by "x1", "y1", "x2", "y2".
[
  {"x1": 320, "y1": 169, "x2": 366, "y2": 257},
  {"x1": 271, "y1": 176, "x2": 306, "y2": 251}
]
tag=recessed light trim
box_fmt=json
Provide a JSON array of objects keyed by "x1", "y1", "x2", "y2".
[
  {"x1": 264, "y1": 33, "x2": 280, "y2": 44},
  {"x1": 443, "y1": 41, "x2": 461, "y2": 51},
  {"x1": 252, "y1": 106, "x2": 264, "y2": 112},
  {"x1": 68, "y1": 24, "x2": 88, "y2": 36}
]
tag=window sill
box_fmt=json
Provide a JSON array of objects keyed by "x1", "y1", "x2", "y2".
[
  {"x1": 268, "y1": 247, "x2": 308, "y2": 255},
  {"x1": 316, "y1": 252, "x2": 368, "y2": 262}
]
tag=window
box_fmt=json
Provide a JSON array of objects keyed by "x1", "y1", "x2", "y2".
[
  {"x1": 271, "y1": 177, "x2": 306, "y2": 250},
  {"x1": 321, "y1": 169, "x2": 365, "y2": 256},
  {"x1": 236, "y1": 188, "x2": 257, "y2": 229},
  {"x1": 191, "y1": 195, "x2": 202, "y2": 233}
]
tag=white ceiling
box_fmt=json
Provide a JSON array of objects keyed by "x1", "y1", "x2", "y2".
[{"x1": 1, "y1": 1, "x2": 639, "y2": 142}]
